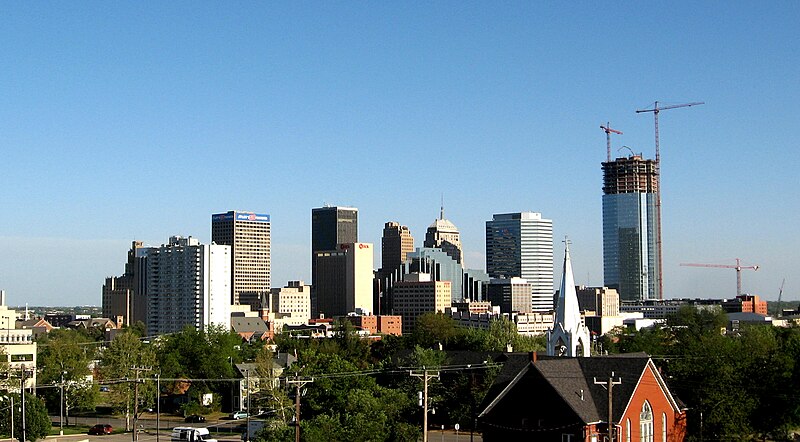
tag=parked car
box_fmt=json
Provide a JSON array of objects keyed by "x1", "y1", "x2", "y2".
[
  {"x1": 99, "y1": 386, "x2": 110, "y2": 392},
  {"x1": 88, "y1": 424, "x2": 113, "y2": 435},
  {"x1": 184, "y1": 414, "x2": 206, "y2": 423},
  {"x1": 229, "y1": 411, "x2": 248, "y2": 419}
]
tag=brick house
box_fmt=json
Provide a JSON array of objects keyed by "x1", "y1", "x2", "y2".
[{"x1": 479, "y1": 353, "x2": 687, "y2": 441}]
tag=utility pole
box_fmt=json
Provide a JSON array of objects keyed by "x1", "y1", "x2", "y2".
[
  {"x1": 594, "y1": 375, "x2": 622, "y2": 442},
  {"x1": 130, "y1": 366, "x2": 152, "y2": 442},
  {"x1": 60, "y1": 371, "x2": 65, "y2": 435},
  {"x1": 286, "y1": 374, "x2": 314, "y2": 442},
  {"x1": 21, "y1": 367, "x2": 29, "y2": 442},
  {"x1": 245, "y1": 369, "x2": 251, "y2": 442},
  {"x1": 156, "y1": 373, "x2": 161, "y2": 442},
  {"x1": 410, "y1": 368, "x2": 440, "y2": 442}
]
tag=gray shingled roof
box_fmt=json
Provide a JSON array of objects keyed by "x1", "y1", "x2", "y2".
[
  {"x1": 230, "y1": 317, "x2": 269, "y2": 333},
  {"x1": 481, "y1": 353, "x2": 657, "y2": 424}
]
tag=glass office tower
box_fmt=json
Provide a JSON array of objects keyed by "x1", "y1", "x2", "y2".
[{"x1": 602, "y1": 155, "x2": 660, "y2": 301}]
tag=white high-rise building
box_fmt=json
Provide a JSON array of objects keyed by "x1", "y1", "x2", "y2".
[
  {"x1": 486, "y1": 212, "x2": 554, "y2": 312},
  {"x1": 145, "y1": 236, "x2": 231, "y2": 335}
]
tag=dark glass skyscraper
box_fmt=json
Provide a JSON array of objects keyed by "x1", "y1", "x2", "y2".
[
  {"x1": 311, "y1": 206, "x2": 358, "y2": 316},
  {"x1": 602, "y1": 155, "x2": 660, "y2": 301},
  {"x1": 311, "y1": 206, "x2": 358, "y2": 253}
]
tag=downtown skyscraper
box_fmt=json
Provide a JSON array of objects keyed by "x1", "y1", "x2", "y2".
[
  {"x1": 602, "y1": 154, "x2": 660, "y2": 301},
  {"x1": 311, "y1": 205, "x2": 359, "y2": 317},
  {"x1": 211, "y1": 210, "x2": 271, "y2": 308},
  {"x1": 485, "y1": 212, "x2": 554, "y2": 312}
]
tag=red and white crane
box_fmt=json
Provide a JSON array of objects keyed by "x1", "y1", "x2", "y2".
[
  {"x1": 600, "y1": 122, "x2": 623, "y2": 162},
  {"x1": 637, "y1": 101, "x2": 704, "y2": 299},
  {"x1": 680, "y1": 258, "x2": 760, "y2": 297}
]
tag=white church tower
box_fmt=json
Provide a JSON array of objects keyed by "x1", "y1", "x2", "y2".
[{"x1": 547, "y1": 240, "x2": 591, "y2": 357}]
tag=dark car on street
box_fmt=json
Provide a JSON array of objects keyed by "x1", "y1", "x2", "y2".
[
  {"x1": 184, "y1": 414, "x2": 206, "y2": 423},
  {"x1": 88, "y1": 424, "x2": 113, "y2": 435}
]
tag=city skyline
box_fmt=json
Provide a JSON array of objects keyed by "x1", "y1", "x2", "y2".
[{"x1": 1, "y1": 3, "x2": 798, "y2": 305}]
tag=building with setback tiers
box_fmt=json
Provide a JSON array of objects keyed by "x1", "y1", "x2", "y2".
[
  {"x1": 602, "y1": 154, "x2": 660, "y2": 301},
  {"x1": 424, "y1": 206, "x2": 463, "y2": 266},
  {"x1": 486, "y1": 212, "x2": 554, "y2": 312},
  {"x1": 211, "y1": 211, "x2": 271, "y2": 309},
  {"x1": 375, "y1": 222, "x2": 414, "y2": 314}
]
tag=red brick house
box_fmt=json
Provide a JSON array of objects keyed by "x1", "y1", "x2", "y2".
[{"x1": 479, "y1": 353, "x2": 687, "y2": 441}]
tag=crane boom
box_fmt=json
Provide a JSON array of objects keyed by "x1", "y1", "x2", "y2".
[
  {"x1": 637, "y1": 100, "x2": 704, "y2": 300},
  {"x1": 600, "y1": 122, "x2": 623, "y2": 162},
  {"x1": 680, "y1": 258, "x2": 759, "y2": 297}
]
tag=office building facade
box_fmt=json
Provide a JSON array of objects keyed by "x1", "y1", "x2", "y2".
[
  {"x1": 313, "y1": 243, "x2": 373, "y2": 318},
  {"x1": 486, "y1": 278, "x2": 534, "y2": 314},
  {"x1": 269, "y1": 280, "x2": 312, "y2": 326},
  {"x1": 392, "y1": 273, "x2": 451, "y2": 335},
  {"x1": 145, "y1": 236, "x2": 232, "y2": 335},
  {"x1": 602, "y1": 155, "x2": 660, "y2": 301},
  {"x1": 486, "y1": 212, "x2": 554, "y2": 312},
  {"x1": 211, "y1": 211, "x2": 271, "y2": 309}
]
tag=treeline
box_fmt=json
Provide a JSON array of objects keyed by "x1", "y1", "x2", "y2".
[
  {"x1": 604, "y1": 306, "x2": 800, "y2": 441},
  {"x1": 26, "y1": 314, "x2": 544, "y2": 441}
]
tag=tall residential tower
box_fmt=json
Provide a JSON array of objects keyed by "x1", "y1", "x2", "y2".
[
  {"x1": 602, "y1": 155, "x2": 660, "y2": 301},
  {"x1": 212, "y1": 211, "x2": 271, "y2": 308},
  {"x1": 486, "y1": 212, "x2": 554, "y2": 312}
]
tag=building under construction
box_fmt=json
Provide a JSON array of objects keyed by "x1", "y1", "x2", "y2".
[{"x1": 602, "y1": 155, "x2": 660, "y2": 301}]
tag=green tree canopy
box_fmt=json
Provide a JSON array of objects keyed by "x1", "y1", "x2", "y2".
[{"x1": 37, "y1": 329, "x2": 97, "y2": 422}]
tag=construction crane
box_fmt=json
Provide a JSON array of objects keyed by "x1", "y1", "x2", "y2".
[
  {"x1": 637, "y1": 101, "x2": 704, "y2": 300},
  {"x1": 680, "y1": 258, "x2": 760, "y2": 297},
  {"x1": 777, "y1": 278, "x2": 786, "y2": 317},
  {"x1": 600, "y1": 122, "x2": 623, "y2": 162}
]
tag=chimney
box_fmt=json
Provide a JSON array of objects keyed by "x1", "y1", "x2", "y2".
[{"x1": 529, "y1": 351, "x2": 538, "y2": 364}]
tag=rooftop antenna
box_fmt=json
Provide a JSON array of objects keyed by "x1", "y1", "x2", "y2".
[{"x1": 439, "y1": 194, "x2": 444, "y2": 220}]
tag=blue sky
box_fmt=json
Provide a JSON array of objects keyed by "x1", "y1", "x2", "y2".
[{"x1": 1, "y1": 2, "x2": 798, "y2": 306}]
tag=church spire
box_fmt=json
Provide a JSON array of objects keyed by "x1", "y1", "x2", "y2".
[{"x1": 547, "y1": 237, "x2": 591, "y2": 357}]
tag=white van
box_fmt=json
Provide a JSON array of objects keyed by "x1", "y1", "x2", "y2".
[{"x1": 171, "y1": 427, "x2": 218, "y2": 442}]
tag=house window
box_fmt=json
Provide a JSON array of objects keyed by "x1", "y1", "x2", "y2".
[
  {"x1": 626, "y1": 419, "x2": 631, "y2": 442},
  {"x1": 561, "y1": 435, "x2": 573, "y2": 442},
  {"x1": 662, "y1": 412, "x2": 667, "y2": 442},
  {"x1": 640, "y1": 401, "x2": 654, "y2": 442}
]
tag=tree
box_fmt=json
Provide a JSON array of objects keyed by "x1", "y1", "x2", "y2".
[
  {"x1": 412, "y1": 313, "x2": 459, "y2": 348},
  {"x1": 99, "y1": 330, "x2": 157, "y2": 430},
  {"x1": 154, "y1": 325, "x2": 242, "y2": 413},
  {"x1": 251, "y1": 346, "x2": 293, "y2": 423},
  {"x1": 0, "y1": 392, "x2": 51, "y2": 441},
  {"x1": 37, "y1": 329, "x2": 97, "y2": 424}
]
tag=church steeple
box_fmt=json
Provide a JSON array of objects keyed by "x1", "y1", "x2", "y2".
[{"x1": 547, "y1": 238, "x2": 591, "y2": 357}]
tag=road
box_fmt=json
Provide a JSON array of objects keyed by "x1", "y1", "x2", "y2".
[{"x1": 40, "y1": 416, "x2": 483, "y2": 442}]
